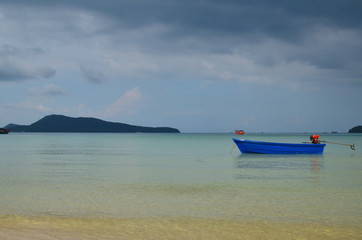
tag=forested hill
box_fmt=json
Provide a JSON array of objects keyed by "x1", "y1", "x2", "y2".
[
  {"x1": 6, "y1": 115, "x2": 180, "y2": 133},
  {"x1": 348, "y1": 125, "x2": 362, "y2": 133}
]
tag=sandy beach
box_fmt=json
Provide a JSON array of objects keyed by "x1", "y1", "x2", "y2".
[{"x1": 1, "y1": 215, "x2": 361, "y2": 240}]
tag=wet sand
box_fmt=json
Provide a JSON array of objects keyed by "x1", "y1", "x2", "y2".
[{"x1": 1, "y1": 215, "x2": 361, "y2": 240}]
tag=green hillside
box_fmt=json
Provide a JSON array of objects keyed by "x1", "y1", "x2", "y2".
[{"x1": 6, "y1": 115, "x2": 180, "y2": 133}]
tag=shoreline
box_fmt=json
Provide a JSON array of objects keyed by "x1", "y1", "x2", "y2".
[{"x1": 1, "y1": 215, "x2": 361, "y2": 240}]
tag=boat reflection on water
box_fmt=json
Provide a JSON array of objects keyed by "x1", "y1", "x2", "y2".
[{"x1": 232, "y1": 154, "x2": 324, "y2": 183}]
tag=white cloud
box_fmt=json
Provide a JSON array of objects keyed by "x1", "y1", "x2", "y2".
[
  {"x1": 29, "y1": 84, "x2": 66, "y2": 96},
  {"x1": 104, "y1": 87, "x2": 142, "y2": 118}
]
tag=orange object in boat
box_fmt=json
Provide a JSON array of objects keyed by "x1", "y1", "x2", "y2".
[
  {"x1": 310, "y1": 135, "x2": 320, "y2": 144},
  {"x1": 235, "y1": 130, "x2": 245, "y2": 135}
]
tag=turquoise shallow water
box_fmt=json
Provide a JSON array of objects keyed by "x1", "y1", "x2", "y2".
[{"x1": 0, "y1": 133, "x2": 361, "y2": 239}]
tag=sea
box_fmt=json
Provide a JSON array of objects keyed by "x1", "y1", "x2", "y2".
[{"x1": 0, "y1": 132, "x2": 361, "y2": 239}]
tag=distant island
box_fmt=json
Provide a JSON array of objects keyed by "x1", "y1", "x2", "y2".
[
  {"x1": 348, "y1": 125, "x2": 362, "y2": 133},
  {"x1": 5, "y1": 115, "x2": 180, "y2": 133}
]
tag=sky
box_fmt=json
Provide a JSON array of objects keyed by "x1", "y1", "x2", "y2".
[{"x1": 0, "y1": 0, "x2": 361, "y2": 133}]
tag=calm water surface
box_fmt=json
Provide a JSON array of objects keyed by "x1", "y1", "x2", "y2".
[{"x1": 0, "y1": 133, "x2": 361, "y2": 239}]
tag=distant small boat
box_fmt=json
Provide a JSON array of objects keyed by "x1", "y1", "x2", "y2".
[
  {"x1": 234, "y1": 130, "x2": 245, "y2": 135},
  {"x1": 0, "y1": 128, "x2": 9, "y2": 134},
  {"x1": 232, "y1": 138, "x2": 325, "y2": 154}
]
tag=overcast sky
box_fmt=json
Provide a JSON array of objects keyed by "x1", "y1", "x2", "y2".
[{"x1": 1, "y1": 0, "x2": 361, "y2": 132}]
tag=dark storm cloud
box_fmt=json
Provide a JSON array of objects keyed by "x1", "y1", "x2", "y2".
[
  {"x1": 3, "y1": 0, "x2": 362, "y2": 39},
  {"x1": 1, "y1": 0, "x2": 361, "y2": 80}
]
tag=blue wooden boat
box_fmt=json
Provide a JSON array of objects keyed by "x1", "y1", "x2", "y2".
[{"x1": 232, "y1": 138, "x2": 325, "y2": 154}]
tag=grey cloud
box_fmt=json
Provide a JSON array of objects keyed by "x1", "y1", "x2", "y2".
[
  {"x1": 0, "y1": 62, "x2": 56, "y2": 82},
  {"x1": 80, "y1": 65, "x2": 106, "y2": 84},
  {"x1": 4, "y1": 0, "x2": 362, "y2": 39},
  {"x1": 1, "y1": 0, "x2": 361, "y2": 82},
  {"x1": 0, "y1": 44, "x2": 45, "y2": 58},
  {"x1": 0, "y1": 64, "x2": 32, "y2": 81},
  {"x1": 0, "y1": 44, "x2": 55, "y2": 82},
  {"x1": 36, "y1": 66, "x2": 56, "y2": 79}
]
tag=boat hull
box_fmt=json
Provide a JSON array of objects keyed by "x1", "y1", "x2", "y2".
[
  {"x1": 234, "y1": 130, "x2": 245, "y2": 135},
  {"x1": 0, "y1": 128, "x2": 9, "y2": 134},
  {"x1": 232, "y1": 138, "x2": 325, "y2": 154}
]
